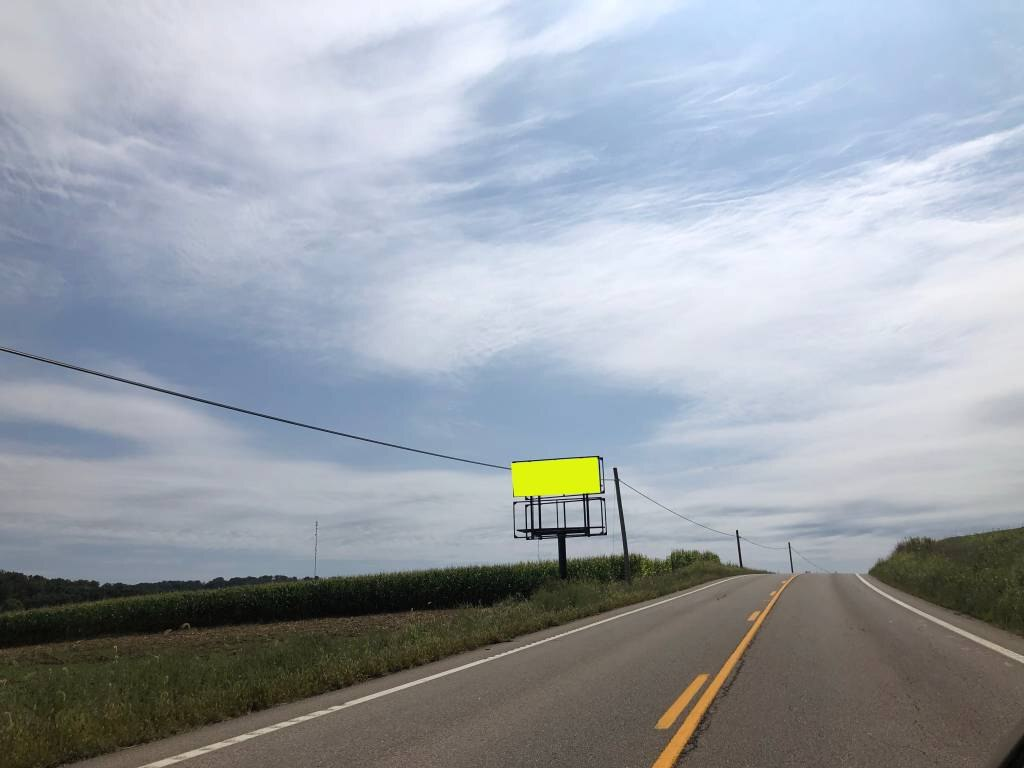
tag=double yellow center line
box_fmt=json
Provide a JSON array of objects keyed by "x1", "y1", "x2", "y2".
[
  {"x1": 655, "y1": 674, "x2": 709, "y2": 730},
  {"x1": 651, "y1": 576, "x2": 797, "y2": 768}
]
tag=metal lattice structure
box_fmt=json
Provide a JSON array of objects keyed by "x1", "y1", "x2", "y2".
[{"x1": 513, "y1": 494, "x2": 607, "y2": 540}]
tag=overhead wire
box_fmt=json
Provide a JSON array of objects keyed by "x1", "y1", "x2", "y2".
[
  {"x1": 0, "y1": 345, "x2": 509, "y2": 471},
  {"x1": 615, "y1": 477, "x2": 734, "y2": 539},
  {"x1": 3, "y1": 344, "x2": 835, "y2": 569},
  {"x1": 739, "y1": 535, "x2": 788, "y2": 551},
  {"x1": 615, "y1": 474, "x2": 831, "y2": 570},
  {"x1": 792, "y1": 548, "x2": 829, "y2": 573}
]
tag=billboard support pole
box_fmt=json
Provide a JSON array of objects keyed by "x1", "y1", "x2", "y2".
[
  {"x1": 557, "y1": 532, "x2": 568, "y2": 579},
  {"x1": 736, "y1": 529, "x2": 744, "y2": 569},
  {"x1": 612, "y1": 467, "x2": 631, "y2": 583}
]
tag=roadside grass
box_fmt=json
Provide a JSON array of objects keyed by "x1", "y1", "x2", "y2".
[
  {"x1": 869, "y1": 526, "x2": 1024, "y2": 635},
  {"x1": 0, "y1": 562, "x2": 750, "y2": 768}
]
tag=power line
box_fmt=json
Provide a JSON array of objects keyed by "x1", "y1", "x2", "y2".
[
  {"x1": 615, "y1": 477, "x2": 734, "y2": 539},
  {"x1": 0, "y1": 345, "x2": 509, "y2": 471},
  {"x1": 792, "y1": 548, "x2": 828, "y2": 573},
  {"x1": 3, "y1": 344, "x2": 837, "y2": 568},
  {"x1": 616, "y1": 475, "x2": 831, "y2": 570},
  {"x1": 740, "y1": 535, "x2": 788, "y2": 551}
]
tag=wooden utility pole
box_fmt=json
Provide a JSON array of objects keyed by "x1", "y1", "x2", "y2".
[{"x1": 612, "y1": 467, "x2": 631, "y2": 583}]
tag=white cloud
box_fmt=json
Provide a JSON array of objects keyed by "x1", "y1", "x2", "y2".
[
  {"x1": 0, "y1": 0, "x2": 681, "y2": 336},
  {"x1": 514, "y1": 0, "x2": 678, "y2": 58},
  {"x1": 0, "y1": 379, "x2": 238, "y2": 452},
  {"x1": 352, "y1": 126, "x2": 1024, "y2": 387}
]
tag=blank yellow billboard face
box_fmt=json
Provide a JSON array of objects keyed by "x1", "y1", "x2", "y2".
[{"x1": 511, "y1": 456, "x2": 602, "y2": 497}]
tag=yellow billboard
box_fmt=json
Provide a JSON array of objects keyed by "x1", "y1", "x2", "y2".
[{"x1": 511, "y1": 456, "x2": 603, "y2": 497}]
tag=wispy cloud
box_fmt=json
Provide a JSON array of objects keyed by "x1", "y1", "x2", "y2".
[{"x1": 352, "y1": 126, "x2": 1024, "y2": 382}]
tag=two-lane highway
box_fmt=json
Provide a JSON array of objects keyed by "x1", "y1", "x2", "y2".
[{"x1": 73, "y1": 573, "x2": 1024, "y2": 768}]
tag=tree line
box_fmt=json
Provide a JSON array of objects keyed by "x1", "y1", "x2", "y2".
[{"x1": 0, "y1": 570, "x2": 302, "y2": 612}]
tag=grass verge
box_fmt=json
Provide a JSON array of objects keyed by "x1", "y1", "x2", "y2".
[
  {"x1": 869, "y1": 526, "x2": 1024, "y2": 635},
  {"x1": 0, "y1": 562, "x2": 749, "y2": 768}
]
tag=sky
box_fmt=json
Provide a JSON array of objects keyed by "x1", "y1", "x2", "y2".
[{"x1": 1, "y1": 0, "x2": 1022, "y2": 581}]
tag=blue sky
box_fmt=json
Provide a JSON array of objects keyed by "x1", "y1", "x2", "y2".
[{"x1": 1, "y1": 1, "x2": 1022, "y2": 581}]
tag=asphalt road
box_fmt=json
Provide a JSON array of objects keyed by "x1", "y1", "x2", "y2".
[{"x1": 73, "y1": 573, "x2": 1024, "y2": 768}]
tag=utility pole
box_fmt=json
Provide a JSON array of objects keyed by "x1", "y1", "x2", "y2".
[
  {"x1": 735, "y1": 529, "x2": 744, "y2": 569},
  {"x1": 314, "y1": 520, "x2": 318, "y2": 579},
  {"x1": 612, "y1": 467, "x2": 631, "y2": 583},
  {"x1": 788, "y1": 541, "x2": 794, "y2": 574}
]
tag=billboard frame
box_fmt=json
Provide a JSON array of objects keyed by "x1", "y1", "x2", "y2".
[{"x1": 511, "y1": 455, "x2": 607, "y2": 579}]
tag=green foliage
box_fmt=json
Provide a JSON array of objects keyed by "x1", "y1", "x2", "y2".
[
  {"x1": 0, "y1": 561, "x2": 744, "y2": 768},
  {"x1": 668, "y1": 549, "x2": 721, "y2": 569},
  {"x1": 0, "y1": 554, "x2": 732, "y2": 647},
  {"x1": 870, "y1": 527, "x2": 1024, "y2": 635},
  {"x1": 892, "y1": 536, "x2": 936, "y2": 555},
  {"x1": 2, "y1": 597, "x2": 25, "y2": 612}
]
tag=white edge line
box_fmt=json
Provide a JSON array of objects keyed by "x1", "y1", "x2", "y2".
[
  {"x1": 855, "y1": 573, "x2": 1024, "y2": 665},
  {"x1": 137, "y1": 574, "x2": 751, "y2": 768}
]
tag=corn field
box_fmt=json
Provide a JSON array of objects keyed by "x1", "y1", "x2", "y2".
[{"x1": 0, "y1": 550, "x2": 721, "y2": 646}]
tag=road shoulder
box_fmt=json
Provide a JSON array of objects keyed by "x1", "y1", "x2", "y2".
[{"x1": 858, "y1": 573, "x2": 1024, "y2": 661}]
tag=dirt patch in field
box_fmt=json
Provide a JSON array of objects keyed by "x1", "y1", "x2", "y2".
[{"x1": 0, "y1": 609, "x2": 461, "y2": 665}]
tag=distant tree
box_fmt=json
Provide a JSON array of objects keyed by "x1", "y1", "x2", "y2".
[{"x1": 0, "y1": 569, "x2": 299, "y2": 612}]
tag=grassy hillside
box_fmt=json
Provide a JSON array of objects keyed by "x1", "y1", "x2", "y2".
[
  {"x1": 0, "y1": 551, "x2": 720, "y2": 647},
  {"x1": 869, "y1": 527, "x2": 1024, "y2": 635},
  {"x1": 0, "y1": 558, "x2": 747, "y2": 768}
]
